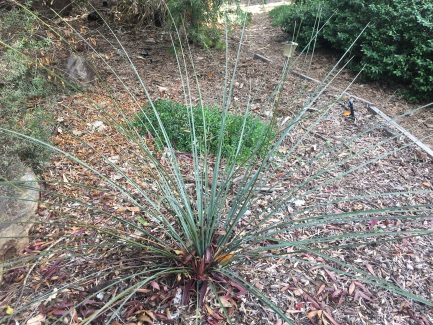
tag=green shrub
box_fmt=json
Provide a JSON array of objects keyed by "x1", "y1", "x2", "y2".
[
  {"x1": 269, "y1": 0, "x2": 433, "y2": 102},
  {"x1": 114, "y1": 0, "x2": 167, "y2": 27},
  {"x1": 133, "y1": 99, "x2": 275, "y2": 162},
  {"x1": 113, "y1": 0, "x2": 226, "y2": 48},
  {"x1": 0, "y1": 6, "x2": 56, "y2": 174}
]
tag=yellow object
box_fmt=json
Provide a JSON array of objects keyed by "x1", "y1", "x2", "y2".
[
  {"x1": 343, "y1": 110, "x2": 351, "y2": 116},
  {"x1": 5, "y1": 306, "x2": 13, "y2": 315},
  {"x1": 216, "y1": 252, "x2": 234, "y2": 264}
]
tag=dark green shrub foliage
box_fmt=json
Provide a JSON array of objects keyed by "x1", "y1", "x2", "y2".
[
  {"x1": 269, "y1": 0, "x2": 433, "y2": 102},
  {"x1": 114, "y1": 0, "x2": 225, "y2": 48},
  {"x1": 134, "y1": 100, "x2": 275, "y2": 162}
]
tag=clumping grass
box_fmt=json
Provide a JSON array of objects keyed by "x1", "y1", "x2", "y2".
[
  {"x1": 0, "y1": 1, "x2": 432, "y2": 324},
  {"x1": 133, "y1": 99, "x2": 276, "y2": 162}
]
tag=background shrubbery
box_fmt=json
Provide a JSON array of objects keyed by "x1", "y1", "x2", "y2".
[
  {"x1": 0, "y1": 6, "x2": 56, "y2": 176},
  {"x1": 113, "y1": 0, "x2": 231, "y2": 48},
  {"x1": 269, "y1": 0, "x2": 433, "y2": 102}
]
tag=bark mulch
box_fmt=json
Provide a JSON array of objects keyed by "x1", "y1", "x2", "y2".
[{"x1": 1, "y1": 6, "x2": 432, "y2": 325}]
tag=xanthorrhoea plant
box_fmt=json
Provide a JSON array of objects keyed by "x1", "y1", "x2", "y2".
[{"x1": 0, "y1": 1, "x2": 432, "y2": 324}]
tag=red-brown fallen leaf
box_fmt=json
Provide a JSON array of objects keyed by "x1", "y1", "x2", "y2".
[
  {"x1": 353, "y1": 290, "x2": 373, "y2": 302},
  {"x1": 331, "y1": 289, "x2": 342, "y2": 302},
  {"x1": 365, "y1": 263, "x2": 375, "y2": 276},
  {"x1": 369, "y1": 219, "x2": 379, "y2": 230},
  {"x1": 317, "y1": 284, "x2": 326, "y2": 296},
  {"x1": 324, "y1": 268, "x2": 337, "y2": 282},
  {"x1": 280, "y1": 284, "x2": 297, "y2": 292},
  {"x1": 150, "y1": 281, "x2": 160, "y2": 291},
  {"x1": 303, "y1": 293, "x2": 321, "y2": 309},
  {"x1": 419, "y1": 315, "x2": 430, "y2": 325},
  {"x1": 323, "y1": 310, "x2": 341, "y2": 325},
  {"x1": 353, "y1": 282, "x2": 371, "y2": 294},
  {"x1": 51, "y1": 309, "x2": 68, "y2": 316},
  {"x1": 228, "y1": 280, "x2": 247, "y2": 296},
  {"x1": 337, "y1": 290, "x2": 346, "y2": 307}
]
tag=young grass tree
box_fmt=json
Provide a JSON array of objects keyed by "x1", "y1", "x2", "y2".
[{"x1": 0, "y1": 1, "x2": 432, "y2": 324}]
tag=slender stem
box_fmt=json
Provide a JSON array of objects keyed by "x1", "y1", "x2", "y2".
[{"x1": 275, "y1": 56, "x2": 291, "y2": 112}]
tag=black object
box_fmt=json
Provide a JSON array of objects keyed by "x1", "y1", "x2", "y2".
[
  {"x1": 153, "y1": 10, "x2": 165, "y2": 27},
  {"x1": 88, "y1": 11, "x2": 103, "y2": 22},
  {"x1": 348, "y1": 99, "x2": 354, "y2": 117},
  {"x1": 340, "y1": 99, "x2": 355, "y2": 118},
  {"x1": 140, "y1": 49, "x2": 150, "y2": 57},
  {"x1": 102, "y1": 0, "x2": 108, "y2": 6}
]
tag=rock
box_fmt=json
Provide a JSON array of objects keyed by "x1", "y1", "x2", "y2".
[
  {"x1": 0, "y1": 168, "x2": 39, "y2": 282},
  {"x1": 293, "y1": 199, "x2": 305, "y2": 207},
  {"x1": 87, "y1": 120, "x2": 107, "y2": 132},
  {"x1": 66, "y1": 53, "x2": 97, "y2": 86}
]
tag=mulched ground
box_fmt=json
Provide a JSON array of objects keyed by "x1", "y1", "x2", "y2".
[{"x1": 1, "y1": 4, "x2": 432, "y2": 325}]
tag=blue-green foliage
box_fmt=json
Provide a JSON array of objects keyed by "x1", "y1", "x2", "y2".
[
  {"x1": 269, "y1": 0, "x2": 433, "y2": 102},
  {"x1": 133, "y1": 99, "x2": 275, "y2": 162}
]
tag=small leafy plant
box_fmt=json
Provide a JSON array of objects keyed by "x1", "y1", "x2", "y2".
[
  {"x1": 0, "y1": 1, "x2": 432, "y2": 324},
  {"x1": 133, "y1": 99, "x2": 275, "y2": 162}
]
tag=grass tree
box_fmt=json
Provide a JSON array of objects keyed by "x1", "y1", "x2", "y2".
[{"x1": 0, "y1": 1, "x2": 432, "y2": 324}]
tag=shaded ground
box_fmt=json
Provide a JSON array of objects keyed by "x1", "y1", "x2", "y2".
[{"x1": 1, "y1": 4, "x2": 432, "y2": 325}]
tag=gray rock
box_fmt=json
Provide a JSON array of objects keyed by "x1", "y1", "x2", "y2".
[
  {"x1": 66, "y1": 53, "x2": 97, "y2": 85},
  {"x1": 0, "y1": 168, "x2": 39, "y2": 282}
]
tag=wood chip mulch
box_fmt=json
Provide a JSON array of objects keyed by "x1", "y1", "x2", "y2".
[{"x1": 1, "y1": 8, "x2": 432, "y2": 325}]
